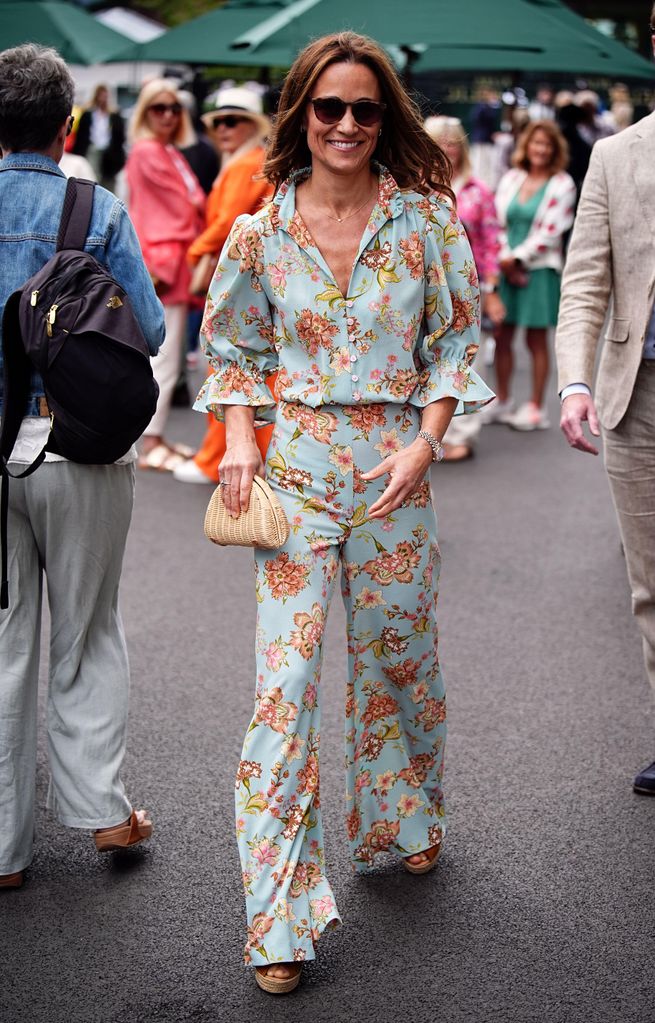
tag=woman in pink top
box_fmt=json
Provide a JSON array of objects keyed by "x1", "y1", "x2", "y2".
[
  {"x1": 424, "y1": 117, "x2": 504, "y2": 459},
  {"x1": 127, "y1": 79, "x2": 206, "y2": 471}
]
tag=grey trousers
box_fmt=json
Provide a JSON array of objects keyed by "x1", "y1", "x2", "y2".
[
  {"x1": 0, "y1": 461, "x2": 135, "y2": 873},
  {"x1": 604, "y1": 361, "x2": 655, "y2": 700}
]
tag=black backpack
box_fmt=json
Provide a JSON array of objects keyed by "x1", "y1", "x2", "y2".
[{"x1": 0, "y1": 177, "x2": 159, "y2": 608}]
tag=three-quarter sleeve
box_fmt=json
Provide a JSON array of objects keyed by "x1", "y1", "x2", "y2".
[
  {"x1": 414, "y1": 199, "x2": 495, "y2": 415},
  {"x1": 193, "y1": 214, "x2": 278, "y2": 423}
]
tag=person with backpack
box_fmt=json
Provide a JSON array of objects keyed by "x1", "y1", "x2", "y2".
[{"x1": 0, "y1": 44, "x2": 165, "y2": 890}]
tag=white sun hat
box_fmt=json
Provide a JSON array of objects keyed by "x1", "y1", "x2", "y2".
[{"x1": 201, "y1": 86, "x2": 270, "y2": 135}]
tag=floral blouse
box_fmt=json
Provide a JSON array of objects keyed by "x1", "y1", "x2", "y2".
[{"x1": 194, "y1": 166, "x2": 494, "y2": 423}]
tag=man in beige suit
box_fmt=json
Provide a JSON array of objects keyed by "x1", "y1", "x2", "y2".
[{"x1": 555, "y1": 11, "x2": 655, "y2": 794}]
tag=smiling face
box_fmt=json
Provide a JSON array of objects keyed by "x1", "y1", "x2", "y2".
[
  {"x1": 145, "y1": 90, "x2": 181, "y2": 145},
  {"x1": 305, "y1": 61, "x2": 382, "y2": 180},
  {"x1": 526, "y1": 127, "x2": 555, "y2": 172}
]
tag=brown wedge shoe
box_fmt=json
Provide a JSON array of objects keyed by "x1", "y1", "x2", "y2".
[
  {"x1": 94, "y1": 810, "x2": 153, "y2": 852},
  {"x1": 403, "y1": 839, "x2": 442, "y2": 875},
  {"x1": 255, "y1": 964, "x2": 302, "y2": 995}
]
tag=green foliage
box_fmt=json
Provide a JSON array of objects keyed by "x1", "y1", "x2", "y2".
[{"x1": 131, "y1": 0, "x2": 225, "y2": 28}]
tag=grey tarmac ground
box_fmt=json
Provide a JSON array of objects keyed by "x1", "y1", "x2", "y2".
[{"x1": 3, "y1": 354, "x2": 655, "y2": 1023}]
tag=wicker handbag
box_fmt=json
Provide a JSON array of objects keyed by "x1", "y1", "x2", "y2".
[{"x1": 204, "y1": 475, "x2": 289, "y2": 549}]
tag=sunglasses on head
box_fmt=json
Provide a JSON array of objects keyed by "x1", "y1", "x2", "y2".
[
  {"x1": 210, "y1": 114, "x2": 248, "y2": 130},
  {"x1": 148, "y1": 102, "x2": 182, "y2": 116},
  {"x1": 310, "y1": 97, "x2": 386, "y2": 127}
]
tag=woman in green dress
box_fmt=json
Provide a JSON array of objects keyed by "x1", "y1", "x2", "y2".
[{"x1": 490, "y1": 121, "x2": 576, "y2": 431}]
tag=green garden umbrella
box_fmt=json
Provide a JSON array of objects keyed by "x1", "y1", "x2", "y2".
[
  {"x1": 226, "y1": 0, "x2": 654, "y2": 78},
  {"x1": 133, "y1": 0, "x2": 654, "y2": 79},
  {"x1": 0, "y1": 0, "x2": 132, "y2": 64}
]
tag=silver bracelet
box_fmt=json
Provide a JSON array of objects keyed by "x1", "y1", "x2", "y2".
[{"x1": 417, "y1": 430, "x2": 444, "y2": 463}]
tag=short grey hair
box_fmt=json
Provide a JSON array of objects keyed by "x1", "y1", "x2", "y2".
[{"x1": 0, "y1": 44, "x2": 74, "y2": 152}]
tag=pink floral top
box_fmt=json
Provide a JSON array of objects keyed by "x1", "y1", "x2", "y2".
[
  {"x1": 195, "y1": 167, "x2": 494, "y2": 423},
  {"x1": 456, "y1": 176, "x2": 501, "y2": 282}
]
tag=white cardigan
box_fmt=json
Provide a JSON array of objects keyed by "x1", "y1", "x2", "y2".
[{"x1": 495, "y1": 168, "x2": 576, "y2": 272}]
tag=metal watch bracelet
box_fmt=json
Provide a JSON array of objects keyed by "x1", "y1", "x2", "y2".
[{"x1": 417, "y1": 429, "x2": 444, "y2": 463}]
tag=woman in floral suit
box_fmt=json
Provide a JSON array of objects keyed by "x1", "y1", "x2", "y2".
[{"x1": 195, "y1": 32, "x2": 494, "y2": 994}]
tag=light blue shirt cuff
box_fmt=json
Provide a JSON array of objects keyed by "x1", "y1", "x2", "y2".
[{"x1": 560, "y1": 383, "x2": 592, "y2": 401}]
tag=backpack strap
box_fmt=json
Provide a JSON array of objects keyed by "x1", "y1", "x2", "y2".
[{"x1": 56, "y1": 177, "x2": 95, "y2": 252}]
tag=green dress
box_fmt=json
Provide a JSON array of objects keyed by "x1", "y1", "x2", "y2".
[{"x1": 499, "y1": 182, "x2": 561, "y2": 328}]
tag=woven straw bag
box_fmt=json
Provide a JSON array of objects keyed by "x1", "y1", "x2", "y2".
[{"x1": 204, "y1": 475, "x2": 289, "y2": 549}]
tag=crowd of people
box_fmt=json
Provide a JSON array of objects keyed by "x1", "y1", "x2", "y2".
[
  {"x1": 2, "y1": 20, "x2": 655, "y2": 1000},
  {"x1": 60, "y1": 69, "x2": 634, "y2": 470}
]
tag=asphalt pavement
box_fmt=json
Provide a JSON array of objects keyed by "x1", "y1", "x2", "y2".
[{"x1": 3, "y1": 352, "x2": 655, "y2": 1023}]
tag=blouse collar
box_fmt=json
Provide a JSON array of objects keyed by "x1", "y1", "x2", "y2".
[{"x1": 271, "y1": 163, "x2": 405, "y2": 238}]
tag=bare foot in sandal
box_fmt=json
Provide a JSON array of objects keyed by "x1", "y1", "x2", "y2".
[
  {"x1": 255, "y1": 963, "x2": 302, "y2": 994},
  {"x1": 404, "y1": 837, "x2": 442, "y2": 874}
]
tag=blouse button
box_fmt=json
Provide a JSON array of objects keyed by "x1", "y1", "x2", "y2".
[
  {"x1": 351, "y1": 374, "x2": 359, "y2": 382},
  {"x1": 350, "y1": 353, "x2": 357, "y2": 362},
  {"x1": 345, "y1": 299, "x2": 354, "y2": 308},
  {"x1": 353, "y1": 391, "x2": 362, "y2": 401}
]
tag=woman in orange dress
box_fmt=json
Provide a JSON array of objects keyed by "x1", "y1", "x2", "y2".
[{"x1": 174, "y1": 88, "x2": 275, "y2": 484}]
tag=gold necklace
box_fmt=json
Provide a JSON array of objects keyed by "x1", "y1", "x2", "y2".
[{"x1": 321, "y1": 188, "x2": 377, "y2": 223}]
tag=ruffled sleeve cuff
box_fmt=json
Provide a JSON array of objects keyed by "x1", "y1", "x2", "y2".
[
  {"x1": 192, "y1": 362, "x2": 277, "y2": 424},
  {"x1": 411, "y1": 348, "x2": 496, "y2": 416}
]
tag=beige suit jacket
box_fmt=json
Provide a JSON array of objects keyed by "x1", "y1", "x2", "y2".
[{"x1": 555, "y1": 110, "x2": 655, "y2": 430}]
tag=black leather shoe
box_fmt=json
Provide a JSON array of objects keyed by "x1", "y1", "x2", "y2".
[{"x1": 633, "y1": 760, "x2": 655, "y2": 794}]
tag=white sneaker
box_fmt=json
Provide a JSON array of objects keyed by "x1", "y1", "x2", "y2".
[
  {"x1": 172, "y1": 458, "x2": 214, "y2": 484},
  {"x1": 507, "y1": 401, "x2": 550, "y2": 431},
  {"x1": 480, "y1": 398, "x2": 515, "y2": 424}
]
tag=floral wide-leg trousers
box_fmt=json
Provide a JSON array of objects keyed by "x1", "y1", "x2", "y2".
[{"x1": 236, "y1": 401, "x2": 447, "y2": 966}]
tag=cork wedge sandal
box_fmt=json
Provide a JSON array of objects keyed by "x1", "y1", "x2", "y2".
[
  {"x1": 94, "y1": 810, "x2": 153, "y2": 853},
  {"x1": 403, "y1": 839, "x2": 442, "y2": 875},
  {"x1": 255, "y1": 965, "x2": 302, "y2": 995}
]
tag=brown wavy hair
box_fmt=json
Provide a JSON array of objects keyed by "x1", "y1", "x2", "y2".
[
  {"x1": 512, "y1": 119, "x2": 569, "y2": 175},
  {"x1": 263, "y1": 31, "x2": 453, "y2": 201}
]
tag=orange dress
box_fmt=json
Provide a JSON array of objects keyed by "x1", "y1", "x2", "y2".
[{"x1": 189, "y1": 145, "x2": 274, "y2": 482}]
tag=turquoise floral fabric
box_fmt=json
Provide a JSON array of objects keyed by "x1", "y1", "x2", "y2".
[
  {"x1": 238, "y1": 401, "x2": 446, "y2": 966},
  {"x1": 196, "y1": 165, "x2": 495, "y2": 969},
  {"x1": 194, "y1": 166, "x2": 494, "y2": 423}
]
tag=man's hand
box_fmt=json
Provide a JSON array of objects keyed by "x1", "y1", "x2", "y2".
[{"x1": 560, "y1": 393, "x2": 601, "y2": 455}]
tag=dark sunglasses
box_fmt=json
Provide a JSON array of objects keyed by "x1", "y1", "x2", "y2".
[
  {"x1": 310, "y1": 97, "x2": 386, "y2": 127},
  {"x1": 148, "y1": 102, "x2": 182, "y2": 116},
  {"x1": 210, "y1": 114, "x2": 248, "y2": 129}
]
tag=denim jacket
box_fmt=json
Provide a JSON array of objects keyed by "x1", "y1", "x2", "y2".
[{"x1": 0, "y1": 153, "x2": 165, "y2": 416}]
